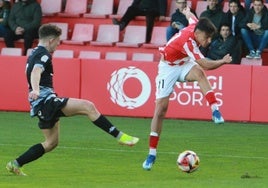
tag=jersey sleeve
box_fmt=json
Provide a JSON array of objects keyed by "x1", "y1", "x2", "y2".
[
  {"x1": 33, "y1": 54, "x2": 50, "y2": 71},
  {"x1": 188, "y1": 15, "x2": 199, "y2": 25},
  {"x1": 183, "y1": 38, "x2": 205, "y2": 60}
]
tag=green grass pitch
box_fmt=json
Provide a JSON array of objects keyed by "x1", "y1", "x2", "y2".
[{"x1": 0, "y1": 111, "x2": 267, "y2": 188}]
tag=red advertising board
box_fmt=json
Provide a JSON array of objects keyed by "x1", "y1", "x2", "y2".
[
  {"x1": 53, "y1": 58, "x2": 81, "y2": 98},
  {"x1": 0, "y1": 57, "x2": 81, "y2": 111},
  {"x1": 0, "y1": 56, "x2": 29, "y2": 111},
  {"x1": 251, "y1": 66, "x2": 268, "y2": 122},
  {"x1": 81, "y1": 59, "x2": 157, "y2": 117},
  {"x1": 0, "y1": 57, "x2": 259, "y2": 122},
  {"x1": 167, "y1": 65, "x2": 252, "y2": 121},
  {"x1": 81, "y1": 60, "x2": 252, "y2": 122}
]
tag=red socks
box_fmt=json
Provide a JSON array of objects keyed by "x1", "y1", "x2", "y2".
[
  {"x1": 205, "y1": 91, "x2": 217, "y2": 106},
  {"x1": 149, "y1": 135, "x2": 159, "y2": 149}
]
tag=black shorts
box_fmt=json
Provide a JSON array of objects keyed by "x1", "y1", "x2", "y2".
[{"x1": 37, "y1": 96, "x2": 69, "y2": 129}]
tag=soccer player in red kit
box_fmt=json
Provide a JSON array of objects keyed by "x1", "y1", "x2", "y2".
[{"x1": 142, "y1": 7, "x2": 232, "y2": 170}]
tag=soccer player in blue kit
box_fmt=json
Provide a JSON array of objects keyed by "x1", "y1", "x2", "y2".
[{"x1": 6, "y1": 24, "x2": 139, "y2": 176}]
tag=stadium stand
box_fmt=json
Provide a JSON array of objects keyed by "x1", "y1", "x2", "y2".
[
  {"x1": 109, "y1": 0, "x2": 133, "y2": 19},
  {"x1": 223, "y1": 1, "x2": 245, "y2": 12},
  {"x1": 240, "y1": 58, "x2": 262, "y2": 66},
  {"x1": 84, "y1": 0, "x2": 114, "y2": 18},
  {"x1": 26, "y1": 48, "x2": 33, "y2": 56},
  {"x1": 1, "y1": 47, "x2": 22, "y2": 56},
  {"x1": 53, "y1": 49, "x2": 74, "y2": 58},
  {"x1": 132, "y1": 52, "x2": 154, "y2": 62},
  {"x1": 105, "y1": 51, "x2": 127, "y2": 60},
  {"x1": 41, "y1": 0, "x2": 62, "y2": 17},
  {"x1": 195, "y1": 1, "x2": 207, "y2": 18},
  {"x1": 78, "y1": 50, "x2": 101, "y2": 59},
  {"x1": 116, "y1": 25, "x2": 146, "y2": 48},
  {"x1": 167, "y1": 0, "x2": 192, "y2": 18},
  {"x1": 47, "y1": 22, "x2": 69, "y2": 41},
  {"x1": 90, "y1": 24, "x2": 120, "y2": 46},
  {"x1": 62, "y1": 23, "x2": 94, "y2": 45},
  {"x1": 142, "y1": 26, "x2": 167, "y2": 48},
  {"x1": 58, "y1": 0, "x2": 88, "y2": 17},
  {"x1": 0, "y1": 0, "x2": 268, "y2": 65}
]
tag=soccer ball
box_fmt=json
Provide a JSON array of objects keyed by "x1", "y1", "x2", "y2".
[{"x1": 177, "y1": 150, "x2": 200, "y2": 173}]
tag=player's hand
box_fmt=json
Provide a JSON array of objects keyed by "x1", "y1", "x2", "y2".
[
  {"x1": 222, "y1": 54, "x2": 232, "y2": 64},
  {"x1": 29, "y1": 90, "x2": 40, "y2": 100}
]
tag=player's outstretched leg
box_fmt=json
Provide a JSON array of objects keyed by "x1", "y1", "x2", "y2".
[
  {"x1": 118, "y1": 133, "x2": 139, "y2": 146},
  {"x1": 205, "y1": 91, "x2": 224, "y2": 124},
  {"x1": 142, "y1": 132, "x2": 159, "y2": 170},
  {"x1": 142, "y1": 154, "x2": 156, "y2": 170},
  {"x1": 212, "y1": 109, "x2": 224, "y2": 124},
  {"x1": 6, "y1": 161, "x2": 27, "y2": 176},
  {"x1": 62, "y1": 99, "x2": 140, "y2": 146},
  {"x1": 92, "y1": 114, "x2": 139, "y2": 146}
]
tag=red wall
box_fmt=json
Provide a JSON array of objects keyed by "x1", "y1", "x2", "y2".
[
  {"x1": 0, "y1": 56, "x2": 29, "y2": 111},
  {"x1": 251, "y1": 66, "x2": 268, "y2": 122},
  {"x1": 80, "y1": 60, "x2": 253, "y2": 122},
  {"x1": 0, "y1": 57, "x2": 267, "y2": 123}
]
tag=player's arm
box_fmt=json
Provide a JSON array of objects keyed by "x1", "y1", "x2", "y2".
[
  {"x1": 196, "y1": 54, "x2": 232, "y2": 70},
  {"x1": 29, "y1": 66, "x2": 43, "y2": 100}
]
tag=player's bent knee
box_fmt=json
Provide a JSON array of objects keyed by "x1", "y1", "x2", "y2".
[
  {"x1": 80, "y1": 100, "x2": 98, "y2": 114},
  {"x1": 194, "y1": 69, "x2": 206, "y2": 81},
  {"x1": 43, "y1": 141, "x2": 58, "y2": 152},
  {"x1": 83, "y1": 100, "x2": 95, "y2": 110}
]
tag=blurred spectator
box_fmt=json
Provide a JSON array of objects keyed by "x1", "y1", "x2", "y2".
[
  {"x1": 244, "y1": 0, "x2": 252, "y2": 10},
  {"x1": 166, "y1": 0, "x2": 190, "y2": 41},
  {"x1": 222, "y1": 0, "x2": 246, "y2": 63},
  {"x1": 0, "y1": 0, "x2": 11, "y2": 37},
  {"x1": 200, "y1": 0, "x2": 224, "y2": 30},
  {"x1": 62, "y1": 0, "x2": 66, "y2": 11},
  {"x1": 223, "y1": 0, "x2": 245, "y2": 38},
  {"x1": 4, "y1": 0, "x2": 42, "y2": 55},
  {"x1": 207, "y1": 23, "x2": 240, "y2": 64},
  {"x1": 245, "y1": 0, "x2": 268, "y2": 10},
  {"x1": 240, "y1": 0, "x2": 268, "y2": 59},
  {"x1": 112, "y1": 0, "x2": 167, "y2": 43}
]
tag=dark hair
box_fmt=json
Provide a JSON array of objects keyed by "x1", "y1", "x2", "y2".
[
  {"x1": 252, "y1": 0, "x2": 264, "y2": 4},
  {"x1": 219, "y1": 22, "x2": 231, "y2": 29},
  {"x1": 229, "y1": 0, "x2": 245, "y2": 11},
  {"x1": 194, "y1": 17, "x2": 217, "y2": 38},
  {"x1": 229, "y1": 0, "x2": 241, "y2": 6},
  {"x1": 38, "y1": 24, "x2": 62, "y2": 39}
]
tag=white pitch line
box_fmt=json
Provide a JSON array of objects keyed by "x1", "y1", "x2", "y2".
[{"x1": 1, "y1": 143, "x2": 267, "y2": 160}]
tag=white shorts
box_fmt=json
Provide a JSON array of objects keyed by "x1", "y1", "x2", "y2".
[{"x1": 155, "y1": 59, "x2": 197, "y2": 99}]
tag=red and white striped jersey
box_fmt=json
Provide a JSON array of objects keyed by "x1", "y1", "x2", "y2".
[{"x1": 159, "y1": 16, "x2": 204, "y2": 65}]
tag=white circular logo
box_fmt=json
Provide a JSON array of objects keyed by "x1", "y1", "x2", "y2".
[{"x1": 107, "y1": 66, "x2": 151, "y2": 109}]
